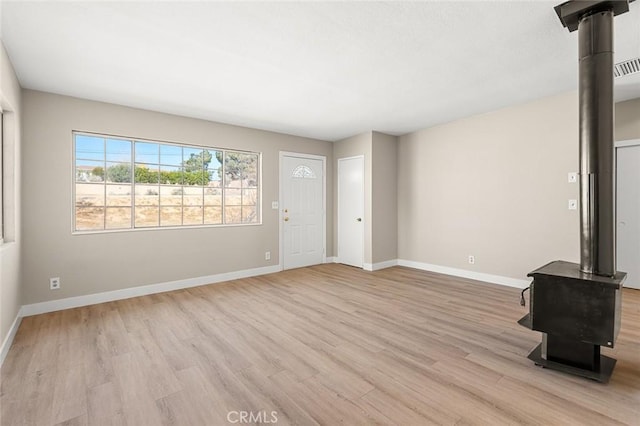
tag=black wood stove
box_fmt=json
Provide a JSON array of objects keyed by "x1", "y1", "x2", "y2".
[
  {"x1": 518, "y1": 0, "x2": 633, "y2": 383},
  {"x1": 519, "y1": 261, "x2": 625, "y2": 382}
]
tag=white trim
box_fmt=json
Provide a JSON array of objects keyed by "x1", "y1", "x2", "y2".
[
  {"x1": 325, "y1": 256, "x2": 338, "y2": 263},
  {"x1": 397, "y1": 259, "x2": 530, "y2": 289},
  {"x1": 337, "y1": 155, "x2": 365, "y2": 268},
  {"x1": 279, "y1": 151, "x2": 327, "y2": 271},
  {"x1": 369, "y1": 259, "x2": 398, "y2": 271},
  {"x1": 21, "y1": 264, "x2": 281, "y2": 317},
  {"x1": 616, "y1": 140, "x2": 640, "y2": 290},
  {"x1": 71, "y1": 131, "x2": 264, "y2": 234},
  {"x1": 0, "y1": 312, "x2": 22, "y2": 367},
  {"x1": 615, "y1": 139, "x2": 640, "y2": 148}
]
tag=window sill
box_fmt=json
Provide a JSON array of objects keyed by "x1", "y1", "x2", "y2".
[{"x1": 72, "y1": 221, "x2": 262, "y2": 236}]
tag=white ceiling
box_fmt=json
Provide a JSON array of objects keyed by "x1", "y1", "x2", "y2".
[{"x1": 1, "y1": 1, "x2": 639, "y2": 141}]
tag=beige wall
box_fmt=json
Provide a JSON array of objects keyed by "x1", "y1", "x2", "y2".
[
  {"x1": 333, "y1": 131, "x2": 398, "y2": 267},
  {"x1": 13, "y1": 85, "x2": 639, "y2": 308},
  {"x1": 371, "y1": 131, "x2": 397, "y2": 264},
  {"x1": 615, "y1": 98, "x2": 640, "y2": 141},
  {"x1": 21, "y1": 90, "x2": 333, "y2": 305},
  {"x1": 1, "y1": 43, "x2": 22, "y2": 346},
  {"x1": 398, "y1": 91, "x2": 580, "y2": 280}
]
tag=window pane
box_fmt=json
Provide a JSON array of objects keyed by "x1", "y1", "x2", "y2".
[
  {"x1": 76, "y1": 183, "x2": 104, "y2": 207},
  {"x1": 182, "y1": 148, "x2": 207, "y2": 186},
  {"x1": 244, "y1": 154, "x2": 259, "y2": 188},
  {"x1": 225, "y1": 152, "x2": 257, "y2": 188},
  {"x1": 242, "y1": 188, "x2": 257, "y2": 206},
  {"x1": 208, "y1": 151, "x2": 223, "y2": 185},
  {"x1": 208, "y1": 176, "x2": 221, "y2": 188},
  {"x1": 135, "y1": 164, "x2": 159, "y2": 184},
  {"x1": 76, "y1": 207, "x2": 104, "y2": 231},
  {"x1": 106, "y1": 162, "x2": 132, "y2": 183},
  {"x1": 160, "y1": 165, "x2": 183, "y2": 185},
  {"x1": 160, "y1": 207, "x2": 182, "y2": 226},
  {"x1": 135, "y1": 185, "x2": 159, "y2": 206},
  {"x1": 135, "y1": 142, "x2": 159, "y2": 164},
  {"x1": 292, "y1": 165, "x2": 316, "y2": 179},
  {"x1": 183, "y1": 147, "x2": 203, "y2": 169},
  {"x1": 106, "y1": 207, "x2": 131, "y2": 229},
  {"x1": 160, "y1": 186, "x2": 183, "y2": 206},
  {"x1": 183, "y1": 206, "x2": 203, "y2": 225},
  {"x1": 106, "y1": 139, "x2": 131, "y2": 162},
  {"x1": 204, "y1": 206, "x2": 222, "y2": 224},
  {"x1": 135, "y1": 206, "x2": 159, "y2": 227},
  {"x1": 225, "y1": 188, "x2": 241, "y2": 206},
  {"x1": 75, "y1": 135, "x2": 104, "y2": 161},
  {"x1": 183, "y1": 186, "x2": 203, "y2": 206},
  {"x1": 242, "y1": 205, "x2": 257, "y2": 223},
  {"x1": 76, "y1": 160, "x2": 105, "y2": 183},
  {"x1": 183, "y1": 170, "x2": 206, "y2": 186},
  {"x1": 160, "y1": 144, "x2": 182, "y2": 167},
  {"x1": 106, "y1": 185, "x2": 131, "y2": 207},
  {"x1": 204, "y1": 187, "x2": 221, "y2": 206},
  {"x1": 225, "y1": 206, "x2": 242, "y2": 224}
]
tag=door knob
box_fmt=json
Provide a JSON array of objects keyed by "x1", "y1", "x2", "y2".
[
  {"x1": 284, "y1": 217, "x2": 289, "y2": 221},
  {"x1": 356, "y1": 218, "x2": 362, "y2": 222}
]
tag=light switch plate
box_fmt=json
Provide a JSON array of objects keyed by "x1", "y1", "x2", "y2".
[
  {"x1": 272, "y1": 201, "x2": 279, "y2": 210},
  {"x1": 568, "y1": 172, "x2": 577, "y2": 183}
]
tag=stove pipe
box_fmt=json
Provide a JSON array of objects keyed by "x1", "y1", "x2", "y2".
[
  {"x1": 554, "y1": 0, "x2": 633, "y2": 277},
  {"x1": 577, "y1": 10, "x2": 616, "y2": 276}
]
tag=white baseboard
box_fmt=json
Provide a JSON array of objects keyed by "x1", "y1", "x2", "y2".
[
  {"x1": 364, "y1": 259, "x2": 398, "y2": 271},
  {"x1": 21, "y1": 264, "x2": 282, "y2": 317},
  {"x1": 5, "y1": 259, "x2": 527, "y2": 367},
  {"x1": 0, "y1": 313, "x2": 22, "y2": 367},
  {"x1": 396, "y1": 259, "x2": 530, "y2": 289}
]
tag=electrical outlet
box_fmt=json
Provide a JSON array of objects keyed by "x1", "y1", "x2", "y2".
[
  {"x1": 271, "y1": 201, "x2": 279, "y2": 210},
  {"x1": 468, "y1": 255, "x2": 475, "y2": 265},
  {"x1": 568, "y1": 172, "x2": 577, "y2": 183},
  {"x1": 50, "y1": 277, "x2": 61, "y2": 290},
  {"x1": 265, "y1": 251, "x2": 271, "y2": 261},
  {"x1": 568, "y1": 199, "x2": 578, "y2": 210}
]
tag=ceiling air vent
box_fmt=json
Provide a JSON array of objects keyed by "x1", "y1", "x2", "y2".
[{"x1": 614, "y1": 58, "x2": 640, "y2": 78}]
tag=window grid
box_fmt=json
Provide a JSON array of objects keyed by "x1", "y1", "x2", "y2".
[
  {"x1": 73, "y1": 132, "x2": 260, "y2": 232},
  {"x1": 221, "y1": 150, "x2": 226, "y2": 226},
  {"x1": 131, "y1": 141, "x2": 136, "y2": 230}
]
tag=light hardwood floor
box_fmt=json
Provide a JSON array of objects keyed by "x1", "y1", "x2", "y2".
[{"x1": 1, "y1": 264, "x2": 639, "y2": 425}]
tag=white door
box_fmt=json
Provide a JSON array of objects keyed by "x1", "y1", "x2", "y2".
[
  {"x1": 281, "y1": 155, "x2": 325, "y2": 270},
  {"x1": 617, "y1": 143, "x2": 640, "y2": 289},
  {"x1": 338, "y1": 156, "x2": 364, "y2": 268}
]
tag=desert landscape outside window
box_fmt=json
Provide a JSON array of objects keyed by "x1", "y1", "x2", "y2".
[{"x1": 74, "y1": 132, "x2": 260, "y2": 232}]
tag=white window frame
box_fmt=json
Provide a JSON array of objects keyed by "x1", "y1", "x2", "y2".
[
  {"x1": 0, "y1": 109, "x2": 4, "y2": 244},
  {"x1": 72, "y1": 131, "x2": 262, "y2": 234}
]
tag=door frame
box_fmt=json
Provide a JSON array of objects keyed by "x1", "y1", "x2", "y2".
[
  {"x1": 615, "y1": 138, "x2": 640, "y2": 288},
  {"x1": 337, "y1": 155, "x2": 365, "y2": 268},
  {"x1": 279, "y1": 151, "x2": 327, "y2": 271}
]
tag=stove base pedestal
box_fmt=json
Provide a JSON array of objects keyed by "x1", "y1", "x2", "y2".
[{"x1": 526, "y1": 343, "x2": 617, "y2": 383}]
